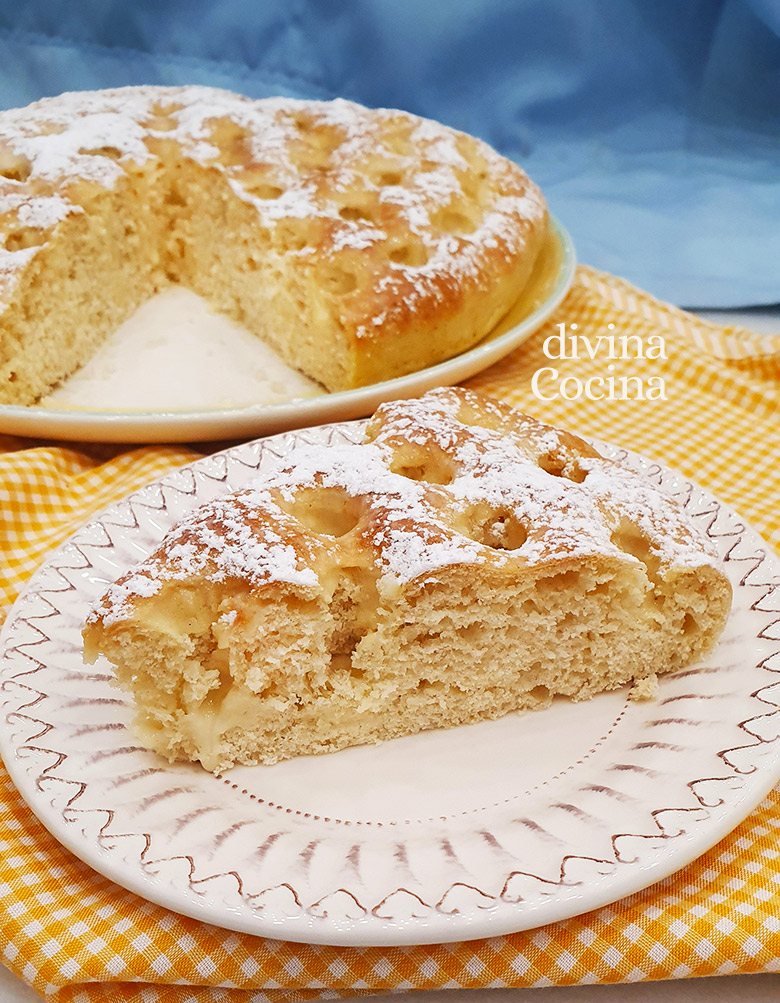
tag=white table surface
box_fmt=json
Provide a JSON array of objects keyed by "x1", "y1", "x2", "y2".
[{"x1": 2, "y1": 304, "x2": 778, "y2": 1002}]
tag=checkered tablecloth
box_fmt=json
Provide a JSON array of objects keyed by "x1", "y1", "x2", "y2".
[{"x1": 0, "y1": 265, "x2": 779, "y2": 1001}]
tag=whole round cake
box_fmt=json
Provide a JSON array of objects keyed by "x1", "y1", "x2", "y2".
[{"x1": 0, "y1": 86, "x2": 548, "y2": 404}]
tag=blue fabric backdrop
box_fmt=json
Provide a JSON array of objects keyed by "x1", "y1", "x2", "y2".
[{"x1": 0, "y1": 0, "x2": 777, "y2": 308}]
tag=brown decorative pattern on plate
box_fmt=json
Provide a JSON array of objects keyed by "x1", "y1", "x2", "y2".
[{"x1": 1, "y1": 423, "x2": 779, "y2": 945}]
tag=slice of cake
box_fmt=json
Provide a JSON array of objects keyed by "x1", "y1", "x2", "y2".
[
  {"x1": 0, "y1": 86, "x2": 547, "y2": 403},
  {"x1": 82, "y1": 388, "x2": 732, "y2": 772}
]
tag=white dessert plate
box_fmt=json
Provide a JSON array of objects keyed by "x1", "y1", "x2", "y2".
[
  {"x1": 1, "y1": 422, "x2": 779, "y2": 946},
  {"x1": 0, "y1": 217, "x2": 574, "y2": 443}
]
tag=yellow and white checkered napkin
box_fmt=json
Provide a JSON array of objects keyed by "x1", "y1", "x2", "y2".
[{"x1": 0, "y1": 266, "x2": 779, "y2": 1002}]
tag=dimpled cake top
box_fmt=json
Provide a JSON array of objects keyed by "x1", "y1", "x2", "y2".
[
  {"x1": 89, "y1": 387, "x2": 720, "y2": 626},
  {"x1": 0, "y1": 85, "x2": 547, "y2": 328}
]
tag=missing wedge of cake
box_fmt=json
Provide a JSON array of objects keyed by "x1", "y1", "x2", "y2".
[
  {"x1": 82, "y1": 388, "x2": 732, "y2": 773},
  {"x1": 0, "y1": 85, "x2": 547, "y2": 403}
]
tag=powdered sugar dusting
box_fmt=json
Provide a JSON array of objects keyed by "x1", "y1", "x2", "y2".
[
  {"x1": 166, "y1": 493, "x2": 318, "y2": 588},
  {"x1": 96, "y1": 488, "x2": 319, "y2": 625},
  {"x1": 0, "y1": 193, "x2": 83, "y2": 299},
  {"x1": 0, "y1": 192, "x2": 80, "y2": 229}
]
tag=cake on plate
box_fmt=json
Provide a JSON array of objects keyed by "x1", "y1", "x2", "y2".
[
  {"x1": 83, "y1": 388, "x2": 733, "y2": 772},
  {"x1": 0, "y1": 86, "x2": 548, "y2": 404}
]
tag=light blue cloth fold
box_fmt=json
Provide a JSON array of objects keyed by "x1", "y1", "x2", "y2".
[{"x1": 0, "y1": 0, "x2": 777, "y2": 307}]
